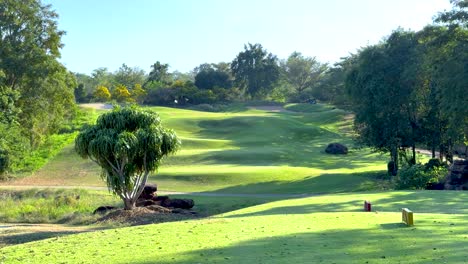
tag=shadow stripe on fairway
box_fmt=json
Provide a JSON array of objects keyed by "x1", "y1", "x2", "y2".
[{"x1": 0, "y1": 185, "x2": 317, "y2": 198}]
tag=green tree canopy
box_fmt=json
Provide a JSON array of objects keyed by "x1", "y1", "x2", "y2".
[
  {"x1": 75, "y1": 107, "x2": 180, "y2": 210},
  {"x1": 194, "y1": 63, "x2": 232, "y2": 90},
  {"x1": 231, "y1": 43, "x2": 280, "y2": 99},
  {"x1": 281, "y1": 52, "x2": 328, "y2": 94}
]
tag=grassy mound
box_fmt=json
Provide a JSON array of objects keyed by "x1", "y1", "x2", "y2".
[{"x1": 1, "y1": 191, "x2": 466, "y2": 263}]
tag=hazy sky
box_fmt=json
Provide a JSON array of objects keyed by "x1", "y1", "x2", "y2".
[{"x1": 43, "y1": 0, "x2": 452, "y2": 75}]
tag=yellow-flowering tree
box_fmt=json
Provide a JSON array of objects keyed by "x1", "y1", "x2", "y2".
[
  {"x1": 113, "y1": 84, "x2": 134, "y2": 103},
  {"x1": 132, "y1": 83, "x2": 147, "y2": 104},
  {"x1": 93, "y1": 85, "x2": 111, "y2": 102}
]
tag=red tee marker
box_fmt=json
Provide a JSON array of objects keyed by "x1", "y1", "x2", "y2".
[{"x1": 364, "y1": 200, "x2": 372, "y2": 212}]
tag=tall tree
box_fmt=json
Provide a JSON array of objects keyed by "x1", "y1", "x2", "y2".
[
  {"x1": 194, "y1": 63, "x2": 232, "y2": 90},
  {"x1": 0, "y1": 0, "x2": 77, "y2": 148},
  {"x1": 145, "y1": 61, "x2": 170, "y2": 87},
  {"x1": 75, "y1": 107, "x2": 180, "y2": 210},
  {"x1": 231, "y1": 43, "x2": 280, "y2": 99},
  {"x1": 113, "y1": 64, "x2": 145, "y2": 91},
  {"x1": 346, "y1": 30, "x2": 420, "y2": 174},
  {"x1": 281, "y1": 52, "x2": 328, "y2": 95}
]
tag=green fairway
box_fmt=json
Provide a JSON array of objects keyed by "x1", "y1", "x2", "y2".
[
  {"x1": 1, "y1": 191, "x2": 466, "y2": 264},
  {"x1": 8, "y1": 104, "x2": 389, "y2": 194}
]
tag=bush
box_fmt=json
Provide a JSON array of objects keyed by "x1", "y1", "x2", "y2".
[
  {"x1": 425, "y1": 158, "x2": 445, "y2": 171},
  {"x1": 396, "y1": 163, "x2": 448, "y2": 190}
]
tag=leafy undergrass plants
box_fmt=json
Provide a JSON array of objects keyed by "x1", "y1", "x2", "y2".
[
  {"x1": 0, "y1": 188, "x2": 119, "y2": 224},
  {"x1": 1, "y1": 190, "x2": 466, "y2": 264},
  {"x1": 8, "y1": 108, "x2": 101, "y2": 176}
]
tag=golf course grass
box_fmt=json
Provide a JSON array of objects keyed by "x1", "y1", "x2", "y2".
[
  {"x1": 8, "y1": 104, "x2": 389, "y2": 194},
  {"x1": 1, "y1": 103, "x2": 462, "y2": 264},
  {"x1": 1, "y1": 191, "x2": 466, "y2": 263}
]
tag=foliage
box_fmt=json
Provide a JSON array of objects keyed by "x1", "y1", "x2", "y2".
[
  {"x1": 231, "y1": 43, "x2": 280, "y2": 99},
  {"x1": 145, "y1": 61, "x2": 171, "y2": 87},
  {"x1": 93, "y1": 85, "x2": 112, "y2": 102},
  {"x1": 75, "y1": 107, "x2": 180, "y2": 209},
  {"x1": 194, "y1": 63, "x2": 233, "y2": 90},
  {"x1": 280, "y1": 51, "x2": 328, "y2": 98},
  {"x1": 112, "y1": 64, "x2": 146, "y2": 90},
  {"x1": 0, "y1": 0, "x2": 77, "y2": 152},
  {"x1": 112, "y1": 84, "x2": 134, "y2": 103},
  {"x1": 132, "y1": 83, "x2": 147, "y2": 103},
  {"x1": 396, "y1": 163, "x2": 448, "y2": 190},
  {"x1": 0, "y1": 189, "x2": 119, "y2": 224}
]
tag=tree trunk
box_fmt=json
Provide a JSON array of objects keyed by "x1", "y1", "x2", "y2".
[
  {"x1": 123, "y1": 198, "x2": 135, "y2": 210},
  {"x1": 411, "y1": 145, "x2": 416, "y2": 165}
]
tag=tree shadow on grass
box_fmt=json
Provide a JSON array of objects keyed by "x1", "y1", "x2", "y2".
[
  {"x1": 0, "y1": 228, "x2": 102, "y2": 247},
  {"x1": 132, "y1": 226, "x2": 467, "y2": 264},
  {"x1": 183, "y1": 171, "x2": 387, "y2": 195},
  {"x1": 185, "y1": 114, "x2": 382, "y2": 169},
  {"x1": 168, "y1": 113, "x2": 387, "y2": 170}
]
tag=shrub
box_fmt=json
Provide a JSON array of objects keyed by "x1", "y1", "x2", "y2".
[{"x1": 396, "y1": 163, "x2": 448, "y2": 190}]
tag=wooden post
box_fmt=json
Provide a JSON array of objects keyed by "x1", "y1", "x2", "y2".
[{"x1": 402, "y1": 208, "x2": 414, "y2": 226}]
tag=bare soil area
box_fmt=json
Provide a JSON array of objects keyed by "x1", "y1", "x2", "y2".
[
  {"x1": 248, "y1": 106, "x2": 293, "y2": 113},
  {"x1": 79, "y1": 103, "x2": 113, "y2": 110}
]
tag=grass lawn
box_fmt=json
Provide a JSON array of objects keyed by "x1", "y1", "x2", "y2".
[
  {"x1": 6, "y1": 104, "x2": 392, "y2": 194},
  {"x1": 1, "y1": 190, "x2": 466, "y2": 264}
]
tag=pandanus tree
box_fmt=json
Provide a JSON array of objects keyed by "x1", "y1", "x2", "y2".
[{"x1": 75, "y1": 107, "x2": 180, "y2": 210}]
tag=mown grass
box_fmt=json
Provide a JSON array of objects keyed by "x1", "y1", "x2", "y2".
[
  {"x1": 1, "y1": 190, "x2": 466, "y2": 264},
  {"x1": 149, "y1": 105, "x2": 389, "y2": 193},
  {"x1": 7, "y1": 103, "x2": 391, "y2": 194}
]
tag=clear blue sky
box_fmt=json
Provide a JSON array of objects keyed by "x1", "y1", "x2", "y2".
[{"x1": 43, "y1": 0, "x2": 452, "y2": 75}]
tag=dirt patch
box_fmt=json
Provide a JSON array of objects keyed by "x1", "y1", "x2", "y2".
[
  {"x1": 248, "y1": 106, "x2": 293, "y2": 113},
  {"x1": 79, "y1": 103, "x2": 113, "y2": 110},
  {"x1": 97, "y1": 207, "x2": 198, "y2": 226}
]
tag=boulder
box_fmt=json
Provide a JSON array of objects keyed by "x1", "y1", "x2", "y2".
[
  {"x1": 325, "y1": 143, "x2": 348, "y2": 155},
  {"x1": 138, "y1": 184, "x2": 158, "y2": 200},
  {"x1": 161, "y1": 198, "x2": 195, "y2": 209},
  {"x1": 143, "y1": 184, "x2": 157, "y2": 195},
  {"x1": 444, "y1": 159, "x2": 468, "y2": 190},
  {"x1": 93, "y1": 206, "x2": 116, "y2": 214}
]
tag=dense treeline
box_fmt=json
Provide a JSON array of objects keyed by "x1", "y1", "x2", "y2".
[
  {"x1": 74, "y1": 44, "x2": 334, "y2": 107},
  {"x1": 346, "y1": 0, "x2": 467, "y2": 174},
  {"x1": 0, "y1": 0, "x2": 77, "y2": 175}
]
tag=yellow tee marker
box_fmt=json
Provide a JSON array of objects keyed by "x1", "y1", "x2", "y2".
[{"x1": 402, "y1": 208, "x2": 414, "y2": 226}]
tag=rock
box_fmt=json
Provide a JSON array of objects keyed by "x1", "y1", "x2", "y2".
[
  {"x1": 152, "y1": 196, "x2": 169, "y2": 202},
  {"x1": 136, "y1": 199, "x2": 158, "y2": 207},
  {"x1": 325, "y1": 143, "x2": 348, "y2": 155},
  {"x1": 444, "y1": 159, "x2": 468, "y2": 190},
  {"x1": 162, "y1": 198, "x2": 195, "y2": 209},
  {"x1": 93, "y1": 206, "x2": 116, "y2": 214},
  {"x1": 143, "y1": 184, "x2": 157, "y2": 194},
  {"x1": 138, "y1": 184, "x2": 158, "y2": 200}
]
